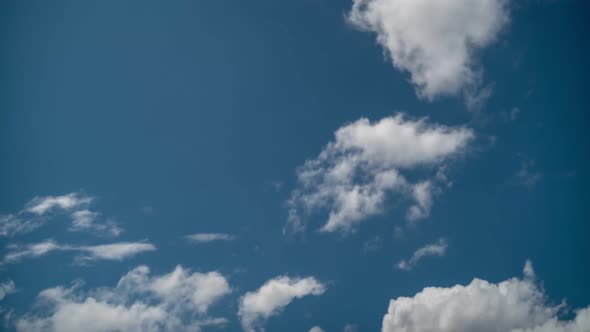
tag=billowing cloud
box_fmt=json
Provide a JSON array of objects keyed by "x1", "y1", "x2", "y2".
[
  {"x1": 238, "y1": 276, "x2": 326, "y2": 331},
  {"x1": 348, "y1": 0, "x2": 509, "y2": 104},
  {"x1": 287, "y1": 115, "x2": 473, "y2": 234},
  {"x1": 0, "y1": 192, "x2": 123, "y2": 237},
  {"x1": 15, "y1": 265, "x2": 231, "y2": 332},
  {"x1": 382, "y1": 261, "x2": 590, "y2": 332},
  {"x1": 2, "y1": 240, "x2": 155, "y2": 265},
  {"x1": 185, "y1": 233, "x2": 236, "y2": 244},
  {"x1": 0, "y1": 279, "x2": 16, "y2": 300},
  {"x1": 397, "y1": 238, "x2": 448, "y2": 271}
]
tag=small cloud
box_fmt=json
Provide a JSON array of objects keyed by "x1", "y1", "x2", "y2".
[
  {"x1": 0, "y1": 280, "x2": 16, "y2": 300},
  {"x1": 1, "y1": 240, "x2": 155, "y2": 265},
  {"x1": 397, "y1": 238, "x2": 448, "y2": 271},
  {"x1": 513, "y1": 158, "x2": 542, "y2": 187},
  {"x1": 363, "y1": 236, "x2": 382, "y2": 253},
  {"x1": 185, "y1": 233, "x2": 236, "y2": 244},
  {"x1": 238, "y1": 276, "x2": 326, "y2": 332}
]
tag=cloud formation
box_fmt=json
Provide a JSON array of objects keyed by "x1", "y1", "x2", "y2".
[
  {"x1": 185, "y1": 233, "x2": 236, "y2": 244},
  {"x1": 2, "y1": 240, "x2": 155, "y2": 265},
  {"x1": 238, "y1": 276, "x2": 326, "y2": 332},
  {"x1": 309, "y1": 327, "x2": 326, "y2": 332},
  {"x1": 382, "y1": 261, "x2": 590, "y2": 332},
  {"x1": 397, "y1": 238, "x2": 448, "y2": 271},
  {"x1": 0, "y1": 280, "x2": 16, "y2": 300},
  {"x1": 287, "y1": 115, "x2": 473, "y2": 234},
  {"x1": 348, "y1": 0, "x2": 509, "y2": 103},
  {"x1": 0, "y1": 192, "x2": 122, "y2": 237},
  {"x1": 15, "y1": 265, "x2": 231, "y2": 332}
]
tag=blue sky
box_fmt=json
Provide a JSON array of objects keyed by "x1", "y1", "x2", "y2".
[{"x1": 1, "y1": 1, "x2": 589, "y2": 331}]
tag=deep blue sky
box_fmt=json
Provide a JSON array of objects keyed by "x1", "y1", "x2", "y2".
[{"x1": 1, "y1": 1, "x2": 589, "y2": 331}]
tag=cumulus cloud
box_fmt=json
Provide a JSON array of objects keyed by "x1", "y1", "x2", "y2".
[
  {"x1": 15, "y1": 265, "x2": 231, "y2": 332},
  {"x1": 0, "y1": 192, "x2": 123, "y2": 237},
  {"x1": 396, "y1": 238, "x2": 448, "y2": 271},
  {"x1": 2, "y1": 240, "x2": 155, "y2": 265},
  {"x1": 185, "y1": 233, "x2": 236, "y2": 244},
  {"x1": 286, "y1": 115, "x2": 473, "y2": 234},
  {"x1": 238, "y1": 276, "x2": 326, "y2": 332},
  {"x1": 382, "y1": 261, "x2": 590, "y2": 332},
  {"x1": 348, "y1": 0, "x2": 510, "y2": 104},
  {"x1": 0, "y1": 280, "x2": 16, "y2": 300}
]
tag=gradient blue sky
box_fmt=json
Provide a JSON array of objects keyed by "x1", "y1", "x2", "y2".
[{"x1": 1, "y1": 1, "x2": 589, "y2": 331}]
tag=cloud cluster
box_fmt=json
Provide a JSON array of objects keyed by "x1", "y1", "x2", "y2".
[
  {"x1": 239, "y1": 276, "x2": 326, "y2": 331},
  {"x1": 397, "y1": 238, "x2": 448, "y2": 271},
  {"x1": 0, "y1": 193, "x2": 122, "y2": 238},
  {"x1": 185, "y1": 233, "x2": 236, "y2": 244},
  {"x1": 15, "y1": 265, "x2": 231, "y2": 332},
  {"x1": 2, "y1": 240, "x2": 155, "y2": 265},
  {"x1": 287, "y1": 115, "x2": 473, "y2": 234},
  {"x1": 382, "y1": 261, "x2": 590, "y2": 332},
  {"x1": 348, "y1": 0, "x2": 509, "y2": 104}
]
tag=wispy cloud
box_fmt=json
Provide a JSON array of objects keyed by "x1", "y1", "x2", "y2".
[
  {"x1": 0, "y1": 279, "x2": 16, "y2": 300},
  {"x1": 513, "y1": 158, "x2": 542, "y2": 187},
  {"x1": 397, "y1": 238, "x2": 448, "y2": 271},
  {"x1": 0, "y1": 192, "x2": 123, "y2": 238},
  {"x1": 2, "y1": 240, "x2": 155, "y2": 265},
  {"x1": 185, "y1": 233, "x2": 236, "y2": 244}
]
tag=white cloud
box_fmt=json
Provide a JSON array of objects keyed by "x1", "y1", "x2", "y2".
[
  {"x1": 0, "y1": 192, "x2": 123, "y2": 238},
  {"x1": 26, "y1": 193, "x2": 93, "y2": 215},
  {"x1": 185, "y1": 233, "x2": 236, "y2": 244},
  {"x1": 309, "y1": 326, "x2": 326, "y2": 332},
  {"x1": 0, "y1": 214, "x2": 43, "y2": 238},
  {"x1": 397, "y1": 238, "x2": 447, "y2": 271},
  {"x1": 287, "y1": 115, "x2": 473, "y2": 234},
  {"x1": 348, "y1": 0, "x2": 509, "y2": 103},
  {"x1": 2, "y1": 240, "x2": 155, "y2": 265},
  {"x1": 15, "y1": 265, "x2": 231, "y2": 332},
  {"x1": 0, "y1": 280, "x2": 16, "y2": 300},
  {"x1": 382, "y1": 261, "x2": 590, "y2": 332},
  {"x1": 514, "y1": 158, "x2": 542, "y2": 187},
  {"x1": 69, "y1": 210, "x2": 123, "y2": 237},
  {"x1": 238, "y1": 276, "x2": 326, "y2": 332}
]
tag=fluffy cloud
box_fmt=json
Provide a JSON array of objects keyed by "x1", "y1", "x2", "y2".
[
  {"x1": 0, "y1": 192, "x2": 122, "y2": 237},
  {"x1": 348, "y1": 0, "x2": 509, "y2": 103},
  {"x1": 15, "y1": 265, "x2": 231, "y2": 332},
  {"x1": 238, "y1": 276, "x2": 326, "y2": 331},
  {"x1": 185, "y1": 233, "x2": 236, "y2": 244},
  {"x1": 382, "y1": 261, "x2": 590, "y2": 332},
  {"x1": 397, "y1": 238, "x2": 447, "y2": 271},
  {"x1": 2, "y1": 240, "x2": 155, "y2": 265},
  {"x1": 0, "y1": 280, "x2": 16, "y2": 300},
  {"x1": 287, "y1": 115, "x2": 472, "y2": 234}
]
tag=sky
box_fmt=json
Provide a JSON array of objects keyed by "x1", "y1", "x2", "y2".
[{"x1": 1, "y1": 0, "x2": 589, "y2": 331}]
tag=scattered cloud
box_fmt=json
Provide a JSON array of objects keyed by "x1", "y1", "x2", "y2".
[
  {"x1": 0, "y1": 192, "x2": 123, "y2": 238},
  {"x1": 2, "y1": 240, "x2": 155, "y2": 265},
  {"x1": 309, "y1": 327, "x2": 326, "y2": 332},
  {"x1": 363, "y1": 236, "x2": 382, "y2": 253},
  {"x1": 238, "y1": 276, "x2": 326, "y2": 332},
  {"x1": 383, "y1": 261, "x2": 590, "y2": 332},
  {"x1": 286, "y1": 114, "x2": 473, "y2": 234},
  {"x1": 14, "y1": 265, "x2": 231, "y2": 332},
  {"x1": 0, "y1": 280, "x2": 16, "y2": 301},
  {"x1": 348, "y1": 0, "x2": 510, "y2": 105},
  {"x1": 514, "y1": 158, "x2": 542, "y2": 187},
  {"x1": 185, "y1": 233, "x2": 236, "y2": 244},
  {"x1": 397, "y1": 238, "x2": 448, "y2": 271}
]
